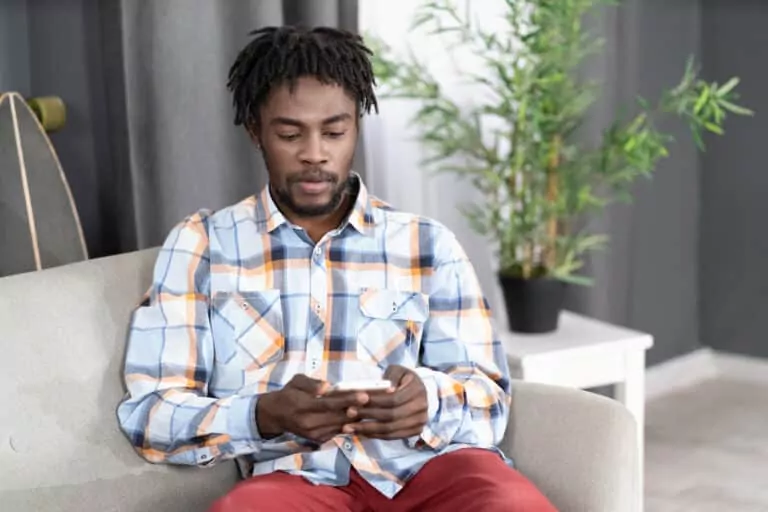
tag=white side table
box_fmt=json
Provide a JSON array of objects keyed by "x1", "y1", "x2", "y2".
[{"x1": 499, "y1": 311, "x2": 653, "y2": 502}]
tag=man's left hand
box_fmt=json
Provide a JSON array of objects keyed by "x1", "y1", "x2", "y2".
[{"x1": 343, "y1": 365, "x2": 429, "y2": 440}]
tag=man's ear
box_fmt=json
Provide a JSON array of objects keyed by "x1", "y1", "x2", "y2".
[{"x1": 246, "y1": 125, "x2": 262, "y2": 149}]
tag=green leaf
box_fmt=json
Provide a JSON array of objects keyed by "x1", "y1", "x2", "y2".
[
  {"x1": 555, "y1": 274, "x2": 594, "y2": 286},
  {"x1": 704, "y1": 122, "x2": 724, "y2": 135},
  {"x1": 694, "y1": 87, "x2": 710, "y2": 115},
  {"x1": 717, "y1": 77, "x2": 740, "y2": 96},
  {"x1": 690, "y1": 125, "x2": 705, "y2": 150},
  {"x1": 712, "y1": 102, "x2": 724, "y2": 123},
  {"x1": 720, "y1": 100, "x2": 754, "y2": 116}
]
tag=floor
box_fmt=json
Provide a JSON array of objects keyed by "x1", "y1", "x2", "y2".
[{"x1": 645, "y1": 375, "x2": 768, "y2": 511}]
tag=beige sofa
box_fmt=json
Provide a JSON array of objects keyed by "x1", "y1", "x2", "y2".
[{"x1": 0, "y1": 250, "x2": 640, "y2": 511}]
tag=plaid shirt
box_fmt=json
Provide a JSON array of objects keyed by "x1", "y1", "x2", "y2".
[{"x1": 117, "y1": 175, "x2": 511, "y2": 498}]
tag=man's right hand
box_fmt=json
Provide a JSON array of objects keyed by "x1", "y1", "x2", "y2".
[{"x1": 256, "y1": 374, "x2": 370, "y2": 443}]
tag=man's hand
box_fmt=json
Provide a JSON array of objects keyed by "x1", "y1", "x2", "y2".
[
  {"x1": 257, "y1": 374, "x2": 369, "y2": 444},
  {"x1": 343, "y1": 365, "x2": 429, "y2": 440}
]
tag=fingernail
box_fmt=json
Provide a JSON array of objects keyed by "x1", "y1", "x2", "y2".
[
  {"x1": 343, "y1": 425, "x2": 355, "y2": 434},
  {"x1": 347, "y1": 407, "x2": 358, "y2": 418}
]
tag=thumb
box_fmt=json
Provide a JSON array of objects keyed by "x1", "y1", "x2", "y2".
[
  {"x1": 399, "y1": 373, "x2": 415, "y2": 388},
  {"x1": 383, "y1": 365, "x2": 409, "y2": 386},
  {"x1": 290, "y1": 374, "x2": 329, "y2": 395}
]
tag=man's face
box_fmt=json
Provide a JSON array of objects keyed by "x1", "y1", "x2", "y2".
[{"x1": 254, "y1": 76, "x2": 358, "y2": 217}]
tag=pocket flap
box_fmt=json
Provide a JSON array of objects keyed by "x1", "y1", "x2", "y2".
[
  {"x1": 210, "y1": 290, "x2": 285, "y2": 368},
  {"x1": 212, "y1": 290, "x2": 283, "y2": 333},
  {"x1": 359, "y1": 288, "x2": 429, "y2": 321}
]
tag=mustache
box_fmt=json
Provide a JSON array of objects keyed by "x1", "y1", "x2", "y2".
[{"x1": 287, "y1": 169, "x2": 337, "y2": 184}]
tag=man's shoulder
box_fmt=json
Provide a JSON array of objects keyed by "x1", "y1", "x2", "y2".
[
  {"x1": 175, "y1": 196, "x2": 257, "y2": 233},
  {"x1": 369, "y1": 196, "x2": 454, "y2": 239},
  {"x1": 208, "y1": 196, "x2": 259, "y2": 228}
]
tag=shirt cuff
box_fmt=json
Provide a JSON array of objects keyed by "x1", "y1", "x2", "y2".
[
  {"x1": 227, "y1": 394, "x2": 262, "y2": 442},
  {"x1": 407, "y1": 367, "x2": 446, "y2": 450},
  {"x1": 415, "y1": 367, "x2": 441, "y2": 421},
  {"x1": 228, "y1": 394, "x2": 307, "y2": 449}
]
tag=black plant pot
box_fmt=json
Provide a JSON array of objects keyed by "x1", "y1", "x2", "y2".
[{"x1": 498, "y1": 274, "x2": 566, "y2": 334}]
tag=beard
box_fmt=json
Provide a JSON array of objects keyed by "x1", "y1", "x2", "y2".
[{"x1": 271, "y1": 169, "x2": 353, "y2": 218}]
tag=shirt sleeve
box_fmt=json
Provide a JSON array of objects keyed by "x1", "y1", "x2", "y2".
[
  {"x1": 117, "y1": 212, "x2": 277, "y2": 466},
  {"x1": 409, "y1": 230, "x2": 511, "y2": 451}
]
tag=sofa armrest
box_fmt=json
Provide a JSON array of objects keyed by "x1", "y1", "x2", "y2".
[{"x1": 498, "y1": 380, "x2": 640, "y2": 512}]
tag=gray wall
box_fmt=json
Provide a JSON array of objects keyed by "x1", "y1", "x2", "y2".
[
  {"x1": 570, "y1": 0, "x2": 703, "y2": 366},
  {"x1": 628, "y1": 0, "x2": 702, "y2": 366},
  {"x1": 700, "y1": 2, "x2": 768, "y2": 358}
]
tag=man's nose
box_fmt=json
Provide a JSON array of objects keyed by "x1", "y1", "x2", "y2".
[{"x1": 300, "y1": 133, "x2": 328, "y2": 165}]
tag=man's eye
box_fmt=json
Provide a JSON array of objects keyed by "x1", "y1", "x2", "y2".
[
  {"x1": 278, "y1": 133, "x2": 300, "y2": 141},
  {"x1": 325, "y1": 131, "x2": 346, "y2": 139}
]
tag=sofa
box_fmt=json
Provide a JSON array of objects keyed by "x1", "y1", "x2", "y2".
[{"x1": 0, "y1": 249, "x2": 640, "y2": 511}]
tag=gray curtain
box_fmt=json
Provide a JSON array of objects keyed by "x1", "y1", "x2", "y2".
[
  {"x1": 0, "y1": 1, "x2": 30, "y2": 94},
  {"x1": 699, "y1": 3, "x2": 767, "y2": 359},
  {"x1": 105, "y1": 0, "x2": 362, "y2": 250},
  {"x1": 1, "y1": 0, "x2": 360, "y2": 259},
  {"x1": 568, "y1": 0, "x2": 702, "y2": 366}
]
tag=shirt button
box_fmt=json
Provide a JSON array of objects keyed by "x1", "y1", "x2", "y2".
[
  {"x1": 310, "y1": 359, "x2": 318, "y2": 369},
  {"x1": 314, "y1": 247, "x2": 322, "y2": 259},
  {"x1": 343, "y1": 441, "x2": 353, "y2": 451}
]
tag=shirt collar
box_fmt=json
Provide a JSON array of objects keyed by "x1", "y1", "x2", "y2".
[{"x1": 254, "y1": 172, "x2": 375, "y2": 237}]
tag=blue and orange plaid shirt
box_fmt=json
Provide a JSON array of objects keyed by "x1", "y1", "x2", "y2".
[{"x1": 117, "y1": 175, "x2": 512, "y2": 498}]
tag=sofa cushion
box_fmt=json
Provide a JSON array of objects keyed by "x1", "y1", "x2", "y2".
[{"x1": 0, "y1": 249, "x2": 238, "y2": 512}]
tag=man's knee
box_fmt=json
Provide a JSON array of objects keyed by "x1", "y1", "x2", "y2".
[
  {"x1": 207, "y1": 482, "x2": 263, "y2": 512},
  {"x1": 476, "y1": 484, "x2": 558, "y2": 512},
  {"x1": 433, "y1": 450, "x2": 557, "y2": 511},
  {"x1": 207, "y1": 475, "x2": 293, "y2": 512},
  {"x1": 207, "y1": 473, "x2": 353, "y2": 512},
  {"x1": 445, "y1": 475, "x2": 555, "y2": 512}
]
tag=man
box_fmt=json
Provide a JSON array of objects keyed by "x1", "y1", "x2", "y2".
[{"x1": 117, "y1": 26, "x2": 556, "y2": 512}]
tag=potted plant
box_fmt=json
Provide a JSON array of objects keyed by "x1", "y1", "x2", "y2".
[{"x1": 366, "y1": 0, "x2": 752, "y2": 333}]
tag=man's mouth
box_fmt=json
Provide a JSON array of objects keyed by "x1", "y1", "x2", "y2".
[{"x1": 295, "y1": 180, "x2": 332, "y2": 195}]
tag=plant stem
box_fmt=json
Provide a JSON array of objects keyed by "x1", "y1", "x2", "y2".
[
  {"x1": 513, "y1": 97, "x2": 530, "y2": 278},
  {"x1": 523, "y1": 243, "x2": 533, "y2": 278},
  {"x1": 545, "y1": 134, "x2": 562, "y2": 271}
]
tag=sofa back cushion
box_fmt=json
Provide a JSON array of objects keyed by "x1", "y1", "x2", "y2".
[{"x1": 0, "y1": 249, "x2": 237, "y2": 512}]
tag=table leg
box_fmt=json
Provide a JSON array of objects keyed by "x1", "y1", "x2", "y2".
[{"x1": 615, "y1": 349, "x2": 645, "y2": 512}]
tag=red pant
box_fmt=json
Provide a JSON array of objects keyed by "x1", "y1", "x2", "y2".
[{"x1": 208, "y1": 448, "x2": 557, "y2": 512}]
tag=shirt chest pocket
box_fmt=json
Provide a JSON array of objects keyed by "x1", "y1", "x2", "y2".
[
  {"x1": 211, "y1": 290, "x2": 285, "y2": 369},
  {"x1": 357, "y1": 288, "x2": 429, "y2": 369}
]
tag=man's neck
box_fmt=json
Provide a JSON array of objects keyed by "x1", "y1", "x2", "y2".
[
  {"x1": 277, "y1": 190, "x2": 356, "y2": 244},
  {"x1": 300, "y1": 195, "x2": 354, "y2": 243}
]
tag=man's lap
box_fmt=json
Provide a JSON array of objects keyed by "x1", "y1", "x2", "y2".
[
  {"x1": 392, "y1": 448, "x2": 557, "y2": 511},
  {"x1": 207, "y1": 448, "x2": 557, "y2": 512},
  {"x1": 207, "y1": 470, "x2": 363, "y2": 512}
]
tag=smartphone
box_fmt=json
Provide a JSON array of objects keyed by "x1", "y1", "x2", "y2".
[{"x1": 327, "y1": 379, "x2": 393, "y2": 394}]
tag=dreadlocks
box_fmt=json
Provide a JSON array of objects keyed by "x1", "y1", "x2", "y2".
[{"x1": 227, "y1": 26, "x2": 379, "y2": 128}]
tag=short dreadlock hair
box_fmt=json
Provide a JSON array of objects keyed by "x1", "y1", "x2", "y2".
[{"x1": 227, "y1": 25, "x2": 378, "y2": 129}]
